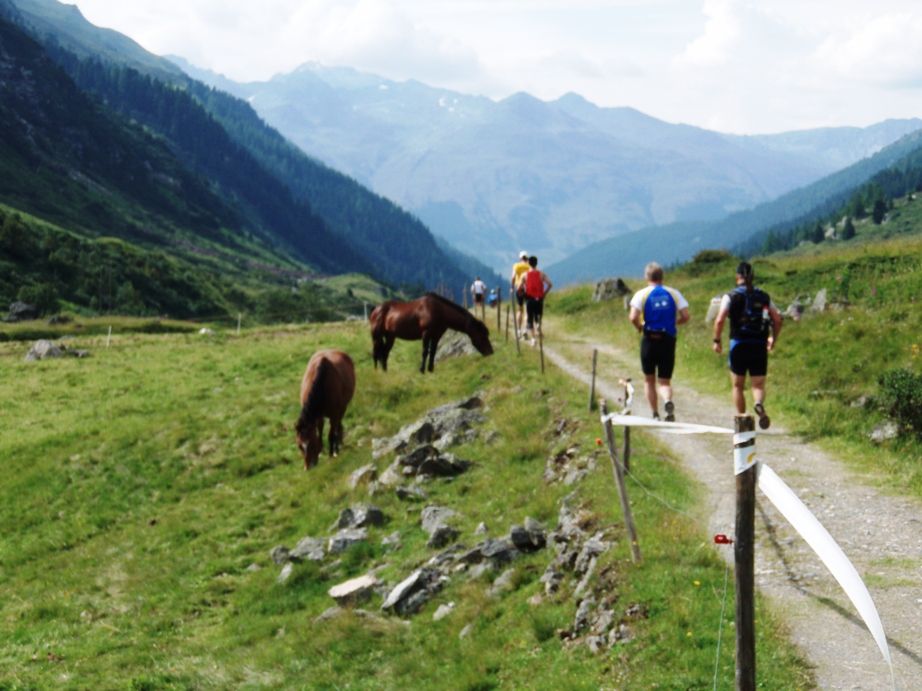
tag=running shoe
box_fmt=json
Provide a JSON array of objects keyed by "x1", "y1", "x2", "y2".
[
  {"x1": 754, "y1": 401, "x2": 770, "y2": 429},
  {"x1": 652, "y1": 412, "x2": 660, "y2": 421},
  {"x1": 664, "y1": 400, "x2": 675, "y2": 422}
]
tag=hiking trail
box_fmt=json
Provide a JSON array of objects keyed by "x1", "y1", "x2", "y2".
[{"x1": 542, "y1": 322, "x2": 922, "y2": 690}]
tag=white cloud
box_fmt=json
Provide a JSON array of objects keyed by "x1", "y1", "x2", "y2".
[{"x1": 71, "y1": 0, "x2": 922, "y2": 133}]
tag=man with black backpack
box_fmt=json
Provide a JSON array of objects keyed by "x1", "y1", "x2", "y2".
[{"x1": 712, "y1": 262, "x2": 782, "y2": 429}]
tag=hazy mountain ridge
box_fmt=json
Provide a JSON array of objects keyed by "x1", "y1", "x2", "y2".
[
  {"x1": 548, "y1": 128, "x2": 922, "y2": 283},
  {"x1": 174, "y1": 59, "x2": 922, "y2": 272}
]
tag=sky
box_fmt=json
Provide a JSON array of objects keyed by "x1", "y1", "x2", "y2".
[{"x1": 71, "y1": 0, "x2": 922, "y2": 134}]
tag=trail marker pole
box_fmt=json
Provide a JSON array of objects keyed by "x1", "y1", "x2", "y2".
[
  {"x1": 588, "y1": 348, "x2": 598, "y2": 412},
  {"x1": 513, "y1": 308, "x2": 521, "y2": 354},
  {"x1": 364, "y1": 302, "x2": 368, "y2": 321},
  {"x1": 622, "y1": 378, "x2": 632, "y2": 472},
  {"x1": 496, "y1": 286, "x2": 501, "y2": 332},
  {"x1": 106, "y1": 326, "x2": 112, "y2": 348},
  {"x1": 734, "y1": 414, "x2": 757, "y2": 691},
  {"x1": 505, "y1": 304, "x2": 510, "y2": 343},
  {"x1": 538, "y1": 327, "x2": 545, "y2": 374},
  {"x1": 600, "y1": 400, "x2": 641, "y2": 563},
  {"x1": 237, "y1": 312, "x2": 242, "y2": 335}
]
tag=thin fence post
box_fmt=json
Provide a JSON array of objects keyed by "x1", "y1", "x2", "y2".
[
  {"x1": 496, "y1": 285, "x2": 501, "y2": 332},
  {"x1": 600, "y1": 400, "x2": 642, "y2": 563},
  {"x1": 622, "y1": 378, "x2": 632, "y2": 472},
  {"x1": 588, "y1": 348, "x2": 598, "y2": 412},
  {"x1": 538, "y1": 328, "x2": 545, "y2": 374},
  {"x1": 106, "y1": 325, "x2": 112, "y2": 348},
  {"x1": 364, "y1": 302, "x2": 368, "y2": 321},
  {"x1": 505, "y1": 304, "x2": 510, "y2": 343},
  {"x1": 237, "y1": 312, "x2": 241, "y2": 335},
  {"x1": 513, "y1": 304, "x2": 521, "y2": 355},
  {"x1": 734, "y1": 414, "x2": 757, "y2": 691}
]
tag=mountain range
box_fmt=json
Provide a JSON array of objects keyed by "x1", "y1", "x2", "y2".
[{"x1": 172, "y1": 59, "x2": 922, "y2": 273}]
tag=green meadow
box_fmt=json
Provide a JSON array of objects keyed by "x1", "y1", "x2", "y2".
[{"x1": 0, "y1": 321, "x2": 808, "y2": 689}]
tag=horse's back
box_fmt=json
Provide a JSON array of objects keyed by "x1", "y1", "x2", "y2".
[{"x1": 302, "y1": 350, "x2": 355, "y2": 405}]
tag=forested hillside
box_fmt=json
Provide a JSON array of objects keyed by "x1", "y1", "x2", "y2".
[{"x1": 7, "y1": 0, "x2": 495, "y2": 289}]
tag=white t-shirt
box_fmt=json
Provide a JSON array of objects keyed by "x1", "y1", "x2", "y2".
[
  {"x1": 718, "y1": 293, "x2": 777, "y2": 311},
  {"x1": 471, "y1": 280, "x2": 486, "y2": 295},
  {"x1": 629, "y1": 285, "x2": 689, "y2": 312}
]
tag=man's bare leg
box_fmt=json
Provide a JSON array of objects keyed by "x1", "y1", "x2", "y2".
[
  {"x1": 731, "y1": 373, "x2": 747, "y2": 414},
  {"x1": 659, "y1": 378, "x2": 674, "y2": 420}
]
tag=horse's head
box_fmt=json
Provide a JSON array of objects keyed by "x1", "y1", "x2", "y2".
[
  {"x1": 469, "y1": 318, "x2": 494, "y2": 357},
  {"x1": 296, "y1": 423, "x2": 322, "y2": 470}
]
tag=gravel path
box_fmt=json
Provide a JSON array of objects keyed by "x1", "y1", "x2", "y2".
[{"x1": 542, "y1": 329, "x2": 922, "y2": 690}]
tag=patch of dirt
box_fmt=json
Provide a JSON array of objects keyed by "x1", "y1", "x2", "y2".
[{"x1": 543, "y1": 325, "x2": 922, "y2": 690}]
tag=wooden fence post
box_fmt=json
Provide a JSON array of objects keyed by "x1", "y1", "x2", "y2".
[
  {"x1": 538, "y1": 328, "x2": 545, "y2": 374},
  {"x1": 734, "y1": 414, "x2": 757, "y2": 691},
  {"x1": 622, "y1": 378, "x2": 632, "y2": 472},
  {"x1": 496, "y1": 285, "x2": 501, "y2": 332},
  {"x1": 588, "y1": 348, "x2": 598, "y2": 412},
  {"x1": 363, "y1": 302, "x2": 368, "y2": 321},
  {"x1": 600, "y1": 400, "x2": 641, "y2": 563},
  {"x1": 505, "y1": 304, "x2": 510, "y2": 343}
]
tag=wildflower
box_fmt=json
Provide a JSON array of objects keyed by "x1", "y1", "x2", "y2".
[{"x1": 694, "y1": 580, "x2": 700, "y2": 586}]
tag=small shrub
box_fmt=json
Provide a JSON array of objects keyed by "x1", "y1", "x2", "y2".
[
  {"x1": 687, "y1": 249, "x2": 735, "y2": 276},
  {"x1": 877, "y1": 368, "x2": 922, "y2": 435}
]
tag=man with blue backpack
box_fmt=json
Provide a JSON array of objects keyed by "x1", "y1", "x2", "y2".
[
  {"x1": 629, "y1": 262, "x2": 691, "y2": 421},
  {"x1": 712, "y1": 262, "x2": 783, "y2": 429}
]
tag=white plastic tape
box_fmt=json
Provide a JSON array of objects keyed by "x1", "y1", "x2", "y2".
[
  {"x1": 759, "y1": 464, "x2": 898, "y2": 691},
  {"x1": 733, "y1": 445, "x2": 758, "y2": 475},
  {"x1": 733, "y1": 431, "x2": 756, "y2": 446},
  {"x1": 600, "y1": 414, "x2": 733, "y2": 435}
]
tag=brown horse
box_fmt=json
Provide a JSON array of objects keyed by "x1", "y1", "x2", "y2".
[
  {"x1": 370, "y1": 292, "x2": 493, "y2": 373},
  {"x1": 295, "y1": 350, "x2": 356, "y2": 470}
]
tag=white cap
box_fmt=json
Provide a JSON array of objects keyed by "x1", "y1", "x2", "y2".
[{"x1": 519, "y1": 250, "x2": 528, "y2": 259}]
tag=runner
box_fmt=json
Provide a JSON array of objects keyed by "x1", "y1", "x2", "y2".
[
  {"x1": 510, "y1": 251, "x2": 531, "y2": 336},
  {"x1": 712, "y1": 262, "x2": 782, "y2": 429},
  {"x1": 471, "y1": 277, "x2": 487, "y2": 310},
  {"x1": 523, "y1": 256, "x2": 552, "y2": 347},
  {"x1": 628, "y1": 262, "x2": 690, "y2": 421}
]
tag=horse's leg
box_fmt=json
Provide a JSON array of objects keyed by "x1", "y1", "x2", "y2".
[
  {"x1": 420, "y1": 334, "x2": 430, "y2": 374},
  {"x1": 383, "y1": 336, "x2": 395, "y2": 372},
  {"x1": 428, "y1": 334, "x2": 441, "y2": 372},
  {"x1": 331, "y1": 418, "x2": 342, "y2": 457},
  {"x1": 316, "y1": 417, "x2": 328, "y2": 459}
]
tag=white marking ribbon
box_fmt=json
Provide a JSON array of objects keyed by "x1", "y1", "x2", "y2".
[
  {"x1": 758, "y1": 464, "x2": 898, "y2": 690},
  {"x1": 599, "y1": 413, "x2": 898, "y2": 688}
]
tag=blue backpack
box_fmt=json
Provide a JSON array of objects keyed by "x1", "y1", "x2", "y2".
[{"x1": 643, "y1": 286, "x2": 678, "y2": 337}]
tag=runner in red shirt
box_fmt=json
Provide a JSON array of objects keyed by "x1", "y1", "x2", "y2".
[{"x1": 523, "y1": 256, "x2": 552, "y2": 347}]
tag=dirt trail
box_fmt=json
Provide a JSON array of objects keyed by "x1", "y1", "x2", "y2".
[{"x1": 541, "y1": 324, "x2": 922, "y2": 690}]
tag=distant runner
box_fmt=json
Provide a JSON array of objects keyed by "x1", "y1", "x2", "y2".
[
  {"x1": 629, "y1": 262, "x2": 690, "y2": 421},
  {"x1": 523, "y1": 256, "x2": 552, "y2": 347},
  {"x1": 471, "y1": 278, "x2": 487, "y2": 308},
  {"x1": 511, "y1": 251, "x2": 531, "y2": 336},
  {"x1": 712, "y1": 262, "x2": 782, "y2": 429}
]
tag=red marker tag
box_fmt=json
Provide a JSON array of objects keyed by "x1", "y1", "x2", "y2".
[
  {"x1": 714, "y1": 534, "x2": 733, "y2": 545},
  {"x1": 595, "y1": 438, "x2": 602, "y2": 446}
]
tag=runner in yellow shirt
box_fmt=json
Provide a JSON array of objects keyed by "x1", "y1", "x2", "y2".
[{"x1": 510, "y1": 251, "x2": 531, "y2": 336}]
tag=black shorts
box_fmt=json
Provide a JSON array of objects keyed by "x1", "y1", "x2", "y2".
[
  {"x1": 729, "y1": 341, "x2": 768, "y2": 377},
  {"x1": 474, "y1": 293, "x2": 484, "y2": 305},
  {"x1": 525, "y1": 297, "x2": 543, "y2": 328},
  {"x1": 640, "y1": 334, "x2": 676, "y2": 380},
  {"x1": 516, "y1": 292, "x2": 525, "y2": 307}
]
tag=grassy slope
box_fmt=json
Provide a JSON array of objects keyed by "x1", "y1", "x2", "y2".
[
  {"x1": 549, "y1": 193, "x2": 922, "y2": 499},
  {"x1": 0, "y1": 322, "x2": 806, "y2": 689}
]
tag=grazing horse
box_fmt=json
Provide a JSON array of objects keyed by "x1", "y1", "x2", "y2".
[
  {"x1": 370, "y1": 292, "x2": 494, "y2": 373},
  {"x1": 295, "y1": 350, "x2": 356, "y2": 470}
]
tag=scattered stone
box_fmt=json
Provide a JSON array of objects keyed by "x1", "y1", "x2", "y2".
[
  {"x1": 810, "y1": 288, "x2": 827, "y2": 313},
  {"x1": 8, "y1": 301, "x2": 39, "y2": 321},
  {"x1": 372, "y1": 397, "x2": 486, "y2": 459},
  {"x1": 563, "y1": 469, "x2": 588, "y2": 486},
  {"x1": 484, "y1": 430, "x2": 501, "y2": 445},
  {"x1": 290, "y1": 537, "x2": 325, "y2": 562},
  {"x1": 315, "y1": 606, "x2": 343, "y2": 622},
  {"x1": 270, "y1": 546, "x2": 290, "y2": 566},
  {"x1": 333, "y1": 504, "x2": 385, "y2": 530},
  {"x1": 381, "y1": 568, "x2": 441, "y2": 616},
  {"x1": 487, "y1": 568, "x2": 517, "y2": 598},
  {"x1": 510, "y1": 522, "x2": 547, "y2": 552},
  {"x1": 474, "y1": 522, "x2": 489, "y2": 536},
  {"x1": 372, "y1": 422, "x2": 435, "y2": 459},
  {"x1": 328, "y1": 528, "x2": 369, "y2": 554},
  {"x1": 435, "y1": 332, "x2": 480, "y2": 362},
  {"x1": 705, "y1": 297, "x2": 722, "y2": 323},
  {"x1": 459, "y1": 623, "x2": 474, "y2": 639},
  {"x1": 65, "y1": 349, "x2": 91, "y2": 358},
  {"x1": 328, "y1": 574, "x2": 380, "y2": 605},
  {"x1": 349, "y1": 464, "x2": 378, "y2": 490},
  {"x1": 592, "y1": 278, "x2": 631, "y2": 302},
  {"x1": 246, "y1": 563, "x2": 261, "y2": 572},
  {"x1": 378, "y1": 460, "x2": 404, "y2": 487},
  {"x1": 421, "y1": 506, "x2": 457, "y2": 534},
  {"x1": 850, "y1": 395, "x2": 870, "y2": 409},
  {"x1": 427, "y1": 524, "x2": 460, "y2": 549},
  {"x1": 433, "y1": 603, "x2": 455, "y2": 621},
  {"x1": 24, "y1": 340, "x2": 63, "y2": 362},
  {"x1": 869, "y1": 422, "x2": 899, "y2": 444},
  {"x1": 540, "y1": 567, "x2": 565, "y2": 595},
  {"x1": 198, "y1": 327, "x2": 215, "y2": 335},
  {"x1": 573, "y1": 557, "x2": 598, "y2": 599},
  {"x1": 573, "y1": 597, "x2": 596, "y2": 634},
  {"x1": 45, "y1": 314, "x2": 72, "y2": 326},
  {"x1": 396, "y1": 484, "x2": 428, "y2": 501},
  {"x1": 527, "y1": 593, "x2": 544, "y2": 607},
  {"x1": 277, "y1": 563, "x2": 293, "y2": 584},
  {"x1": 575, "y1": 534, "x2": 610, "y2": 575},
  {"x1": 479, "y1": 538, "x2": 519, "y2": 564},
  {"x1": 467, "y1": 562, "x2": 495, "y2": 580}
]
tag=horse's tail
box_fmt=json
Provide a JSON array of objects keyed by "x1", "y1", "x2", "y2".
[{"x1": 297, "y1": 358, "x2": 329, "y2": 437}]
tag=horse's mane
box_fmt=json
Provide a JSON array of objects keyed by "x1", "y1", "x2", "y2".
[
  {"x1": 296, "y1": 358, "x2": 329, "y2": 436},
  {"x1": 424, "y1": 292, "x2": 489, "y2": 337}
]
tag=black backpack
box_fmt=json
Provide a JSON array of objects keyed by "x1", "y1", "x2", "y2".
[{"x1": 728, "y1": 286, "x2": 769, "y2": 340}]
